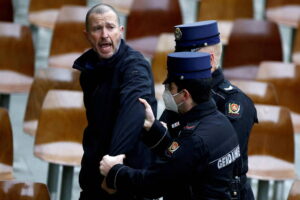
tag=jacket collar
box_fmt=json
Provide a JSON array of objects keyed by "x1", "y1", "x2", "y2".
[
  {"x1": 73, "y1": 39, "x2": 127, "y2": 72},
  {"x1": 212, "y1": 68, "x2": 225, "y2": 89},
  {"x1": 180, "y1": 99, "x2": 217, "y2": 126}
]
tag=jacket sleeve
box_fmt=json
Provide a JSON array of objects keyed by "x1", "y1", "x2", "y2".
[
  {"x1": 106, "y1": 135, "x2": 207, "y2": 198},
  {"x1": 142, "y1": 120, "x2": 173, "y2": 156},
  {"x1": 108, "y1": 60, "x2": 157, "y2": 155}
]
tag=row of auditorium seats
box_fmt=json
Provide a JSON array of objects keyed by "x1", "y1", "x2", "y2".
[{"x1": 0, "y1": 0, "x2": 299, "y2": 199}]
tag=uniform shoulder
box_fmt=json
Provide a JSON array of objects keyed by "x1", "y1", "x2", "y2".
[{"x1": 217, "y1": 80, "x2": 238, "y2": 94}]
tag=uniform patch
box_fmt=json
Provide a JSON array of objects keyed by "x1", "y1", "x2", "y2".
[
  {"x1": 225, "y1": 101, "x2": 242, "y2": 119},
  {"x1": 167, "y1": 141, "x2": 180, "y2": 154},
  {"x1": 184, "y1": 125, "x2": 195, "y2": 130},
  {"x1": 209, "y1": 145, "x2": 241, "y2": 169},
  {"x1": 228, "y1": 103, "x2": 240, "y2": 115},
  {"x1": 171, "y1": 121, "x2": 180, "y2": 129}
]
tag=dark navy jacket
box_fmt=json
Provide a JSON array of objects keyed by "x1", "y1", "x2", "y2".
[
  {"x1": 73, "y1": 39, "x2": 157, "y2": 200},
  {"x1": 106, "y1": 99, "x2": 240, "y2": 200},
  {"x1": 211, "y1": 69, "x2": 258, "y2": 199}
]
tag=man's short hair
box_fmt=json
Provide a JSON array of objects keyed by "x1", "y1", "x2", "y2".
[{"x1": 85, "y1": 3, "x2": 120, "y2": 31}]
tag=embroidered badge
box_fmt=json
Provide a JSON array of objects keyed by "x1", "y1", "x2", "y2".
[
  {"x1": 228, "y1": 103, "x2": 240, "y2": 115},
  {"x1": 183, "y1": 125, "x2": 195, "y2": 130},
  {"x1": 168, "y1": 141, "x2": 180, "y2": 154},
  {"x1": 171, "y1": 121, "x2": 180, "y2": 129},
  {"x1": 174, "y1": 27, "x2": 182, "y2": 40}
]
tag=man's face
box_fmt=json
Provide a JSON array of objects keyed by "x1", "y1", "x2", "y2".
[{"x1": 85, "y1": 11, "x2": 124, "y2": 59}]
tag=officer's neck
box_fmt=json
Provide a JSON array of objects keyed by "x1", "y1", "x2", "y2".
[{"x1": 179, "y1": 99, "x2": 197, "y2": 114}]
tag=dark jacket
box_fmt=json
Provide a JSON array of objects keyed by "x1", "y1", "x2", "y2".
[
  {"x1": 106, "y1": 99, "x2": 240, "y2": 200},
  {"x1": 211, "y1": 68, "x2": 258, "y2": 199},
  {"x1": 73, "y1": 39, "x2": 157, "y2": 200}
]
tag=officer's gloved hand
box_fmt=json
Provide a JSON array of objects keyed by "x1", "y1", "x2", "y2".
[{"x1": 139, "y1": 98, "x2": 155, "y2": 131}]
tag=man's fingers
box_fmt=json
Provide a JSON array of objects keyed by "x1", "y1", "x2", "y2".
[
  {"x1": 139, "y1": 98, "x2": 151, "y2": 109},
  {"x1": 117, "y1": 154, "x2": 126, "y2": 160}
]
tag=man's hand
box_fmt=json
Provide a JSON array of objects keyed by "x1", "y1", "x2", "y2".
[
  {"x1": 101, "y1": 178, "x2": 117, "y2": 194},
  {"x1": 100, "y1": 154, "x2": 126, "y2": 176},
  {"x1": 139, "y1": 98, "x2": 155, "y2": 131}
]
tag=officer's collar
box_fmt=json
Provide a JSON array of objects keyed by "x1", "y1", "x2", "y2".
[
  {"x1": 180, "y1": 99, "x2": 217, "y2": 125},
  {"x1": 212, "y1": 68, "x2": 225, "y2": 89}
]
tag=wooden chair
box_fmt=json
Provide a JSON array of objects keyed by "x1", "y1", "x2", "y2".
[
  {"x1": 222, "y1": 19, "x2": 283, "y2": 80},
  {"x1": 101, "y1": 0, "x2": 134, "y2": 15},
  {"x1": 34, "y1": 90, "x2": 86, "y2": 200},
  {"x1": 0, "y1": 22, "x2": 35, "y2": 109},
  {"x1": 48, "y1": 6, "x2": 89, "y2": 69},
  {"x1": 0, "y1": 108, "x2": 13, "y2": 181},
  {"x1": 0, "y1": 180, "x2": 50, "y2": 200},
  {"x1": 28, "y1": 0, "x2": 86, "y2": 30},
  {"x1": 125, "y1": 0, "x2": 182, "y2": 59},
  {"x1": 256, "y1": 61, "x2": 300, "y2": 134},
  {"x1": 151, "y1": 33, "x2": 175, "y2": 84},
  {"x1": 0, "y1": 0, "x2": 13, "y2": 22},
  {"x1": 266, "y1": 0, "x2": 300, "y2": 28},
  {"x1": 197, "y1": 0, "x2": 253, "y2": 45},
  {"x1": 230, "y1": 80, "x2": 279, "y2": 105},
  {"x1": 248, "y1": 104, "x2": 297, "y2": 200},
  {"x1": 288, "y1": 180, "x2": 300, "y2": 200},
  {"x1": 23, "y1": 68, "x2": 81, "y2": 136},
  {"x1": 292, "y1": 22, "x2": 300, "y2": 65}
]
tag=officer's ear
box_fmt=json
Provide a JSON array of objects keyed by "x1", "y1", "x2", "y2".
[{"x1": 182, "y1": 89, "x2": 191, "y2": 100}]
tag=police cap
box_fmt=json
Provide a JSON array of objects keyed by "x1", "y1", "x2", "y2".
[
  {"x1": 164, "y1": 52, "x2": 211, "y2": 83},
  {"x1": 174, "y1": 20, "x2": 220, "y2": 51}
]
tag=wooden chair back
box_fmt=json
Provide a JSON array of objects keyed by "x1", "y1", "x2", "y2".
[
  {"x1": 230, "y1": 80, "x2": 279, "y2": 105},
  {"x1": 29, "y1": 0, "x2": 86, "y2": 12},
  {"x1": 249, "y1": 104, "x2": 294, "y2": 163},
  {"x1": 49, "y1": 6, "x2": 89, "y2": 57},
  {"x1": 23, "y1": 68, "x2": 81, "y2": 136},
  {"x1": 222, "y1": 19, "x2": 282, "y2": 69},
  {"x1": 0, "y1": 108, "x2": 13, "y2": 181},
  {"x1": 126, "y1": 0, "x2": 182, "y2": 40},
  {"x1": 197, "y1": 0, "x2": 253, "y2": 21},
  {"x1": 34, "y1": 90, "x2": 86, "y2": 166},
  {"x1": 0, "y1": 181, "x2": 50, "y2": 200},
  {"x1": 256, "y1": 62, "x2": 300, "y2": 114},
  {"x1": 0, "y1": 22, "x2": 34, "y2": 77},
  {"x1": 266, "y1": 0, "x2": 300, "y2": 9}
]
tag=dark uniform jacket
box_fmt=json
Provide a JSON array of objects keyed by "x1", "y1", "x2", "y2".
[
  {"x1": 106, "y1": 99, "x2": 241, "y2": 200},
  {"x1": 73, "y1": 39, "x2": 157, "y2": 200},
  {"x1": 211, "y1": 69, "x2": 258, "y2": 199}
]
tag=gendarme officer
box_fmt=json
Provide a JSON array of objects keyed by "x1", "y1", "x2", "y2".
[
  {"x1": 162, "y1": 20, "x2": 258, "y2": 199},
  {"x1": 99, "y1": 52, "x2": 242, "y2": 200}
]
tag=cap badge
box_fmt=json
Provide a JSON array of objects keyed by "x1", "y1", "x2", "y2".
[{"x1": 174, "y1": 27, "x2": 182, "y2": 40}]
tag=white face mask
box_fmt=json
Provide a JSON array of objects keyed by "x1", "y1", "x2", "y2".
[{"x1": 162, "y1": 89, "x2": 183, "y2": 113}]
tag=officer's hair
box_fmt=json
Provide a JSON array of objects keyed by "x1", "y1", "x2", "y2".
[
  {"x1": 175, "y1": 43, "x2": 223, "y2": 69},
  {"x1": 198, "y1": 43, "x2": 223, "y2": 69},
  {"x1": 85, "y1": 3, "x2": 121, "y2": 31},
  {"x1": 174, "y1": 78, "x2": 212, "y2": 104}
]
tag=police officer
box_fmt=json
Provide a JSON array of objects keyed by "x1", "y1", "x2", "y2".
[
  {"x1": 160, "y1": 20, "x2": 258, "y2": 199},
  {"x1": 99, "y1": 52, "x2": 241, "y2": 199}
]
